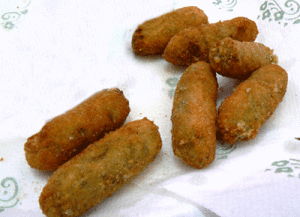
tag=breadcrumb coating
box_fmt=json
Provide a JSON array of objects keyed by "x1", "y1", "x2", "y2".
[
  {"x1": 39, "y1": 118, "x2": 162, "y2": 217},
  {"x1": 209, "y1": 38, "x2": 278, "y2": 80},
  {"x1": 217, "y1": 64, "x2": 288, "y2": 144},
  {"x1": 24, "y1": 88, "x2": 130, "y2": 171},
  {"x1": 132, "y1": 6, "x2": 208, "y2": 55},
  {"x1": 171, "y1": 61, "x2": 218, "y2": 169},
  {"x1": 163, "y1": 17, "x2": 259, "y2": 66}
]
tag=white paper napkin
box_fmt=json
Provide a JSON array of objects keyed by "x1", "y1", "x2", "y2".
[{"x1": 1, "y1": 0, "x2": 300, "y2": 216}]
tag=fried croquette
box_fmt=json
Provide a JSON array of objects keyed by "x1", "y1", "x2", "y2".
[
  {"x1": 163, "y1": 17, "x2": 259, "y2": 66},
  {"x1": 39, "y1": 118, "x2": 162, "y2": 217},
  {"x1": 209, "y1": 38, "x2": 278, "y2": 80},
  {"x1": 24, "y1": 88, "x2": 130, "y2": 171},
  {"x1": 171, "y1": 61, "x2": 218, "y2": 169},
  {"x1": 217, "y1": 64, "x2": 288, "y2": 144},
  {"x1": 132, "y1": 6, "x2": 208, "y2": 55}
]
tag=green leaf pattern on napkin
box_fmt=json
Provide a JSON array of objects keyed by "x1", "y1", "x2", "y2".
[
  {"x1": 265, "y1": 159, "x2": 300, "y2": 178},
  {"x1": 257, "y1": 0, "x2": 300, "y2": 26},
  {"x1": 212, "y1": 0, "x2": 238, "y2": 12},
  {"x1": 0, "y1": 177, "x2": 19, "y2": 212},
  {"x1": 0, "y1": 0, "x2": 31, "y2": 31},
  {"x1": 166, "y1": 77, "x2": 180, "y2": 98},
  {"x1": 216, "y1": 143, "x2": 236, "y2": 159}
]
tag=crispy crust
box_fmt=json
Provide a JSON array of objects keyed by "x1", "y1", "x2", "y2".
[
  {"x1": 209, "y1": 38, "x2": 278, "y2": 80},
  {"x1": 24, "y1": 88, "x2": 130, "y2": 171},
  {"x1": 163, "y1": 17, "x2": 259, "y2": 66},
  {"x1": 39, "y1": 118, "x2": 162, "y2": 217},
  {"x1": 217, "y1": 64, "x2": 288, "y2": 144},
  {"x1": 132, "y1": 6, "x2": 208, "y2": 55},
  {"x1": 171, "y1": 61, "x2": 218, "y2": 169}
]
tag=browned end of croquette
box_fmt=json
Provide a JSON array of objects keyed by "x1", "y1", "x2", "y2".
[
  {"x1": 225, "y1": 17, "x2": 259, "y2": 42},
  {"x1": 132, "y1": 6, "x2": 208, "y2": 55},
  {"x1": 163, "y1": 27, "x2": 207, "y2": 65}
]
